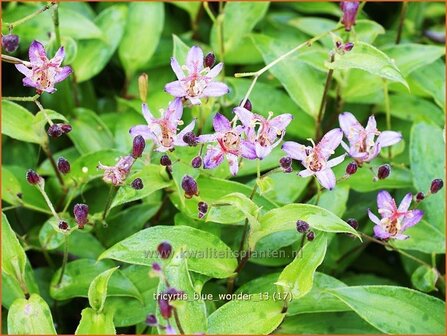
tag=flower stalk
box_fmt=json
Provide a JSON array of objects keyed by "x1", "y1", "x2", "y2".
[{"x1": 315, "y1": 52, "x2": 335, "y2": 139}]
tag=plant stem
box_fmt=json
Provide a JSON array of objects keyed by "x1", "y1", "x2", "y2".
[
  {"x1": 42, "y1": 143, "x2": 66, "y2": 190},
  {"x1": 56, "y1": 236, "x2": 69, "y2": 286},
  {"x1": 51, "y1": 2, "x2": 62, "y2": 48},
  {"x1": 102, "y1": 185, "x2": 118, "y2": 220},
  {"x1": 315, "y1": 53, "x2": 335, "y2": 139},
  {"x1": 172, "y1": 308, "x2": 185, "y2": 335},
  {"x1": 395, "y1": 1, "x2": 408, "y2": 44},
  {"x1": 203, "y1": 2, "x2": 216, "y2": 22},
  {"x1": 4, "y1": 94, "x2": 40, "y2": 102},
  {"x1": 5, "y1": 1, "x2": 56, "y2": 31},
  {"x1": 382, "y1": 79, "x2": 392, "y2": 160},
  {"x1": 1, "y1": 54, "x2": 31, "y2": 66},
  {"x1": 37, "y1": 185, "x2": 61, "y2": 220}
]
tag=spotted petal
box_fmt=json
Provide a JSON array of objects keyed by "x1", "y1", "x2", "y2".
[
  {"x1": 398, "y1": 193, "x2": 413, "y2": 213},
  {"x1": 213, "y1": 113, "x2": 231, "y2": 132},
  {"x1": 202, "y1": 81, "x2": 229, "y2": 97},
  {"x1": 401, "y1": 209, "x2": 424, "y2": 230},
  {"x1": 165, "y1": 80, "x2": 186, "y2": 97},
  {"x1": 54, "y1": 66, "x2": 72, "y2": 83},
  {"x1": 317, "y1": 128, "x2": 343, "y2": 160},
  {"x1": 203, "y1": 146, "x2": 224, "y2": 169},
  {"x1": 377, "y1": 131, "x2": 402, "y2": 147},
  {"x1": 315, "y1": 168, "x2": 336, "y2": 190},
  {"x1": 373, "y1": 225, "x2": 391, "y2": 240},
  {"x1": 282, "y1": 141, "x2": 307, "y2": 162},
  {"x1": 186, "y1": 46, "x2": 204, "y2": 73},
  {"x1": 170, "y1": 57, "x2": 185, "y2": 80},
  {"x1": 207, "y1": 62, "x2": 223, "y2": 78},
  {"x1": 29, "y1": 40, "x2": 47, "y2": 65},
  {"x1": 377, "y1": 190, "x2": 395, "y2": 215}
]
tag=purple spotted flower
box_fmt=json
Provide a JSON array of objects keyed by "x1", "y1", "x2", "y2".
[
  {"x1": 340, "y1": 1, "x2": 360, "y2": 31},
  {"x1": 339, "y1": 112, "x2": 402, "y2": 164},
  {"x1": 15, "y1": 40, "x2": 72, "y2": 94},
  {"x1": 165, "y1": 46, "x2": 229, "y2": 105},
  {"x1": 368, "y1": 191, "x2": 424, "y2": 240},
  {"x1": 97, "y1": 155, "x2": 135, "y2": 186},
  {"x1": 234, "y1": 106, "x2": 293, "y2": 159},
  {"x1": 198, "y1": 113, "x2": 256, "y2": 176},
  {"x1": 129, "y1": 98, "x2": 195, "y2": 152},
  {"x1": 282, "y1": 129, "x2": 345, "y2": 190}
]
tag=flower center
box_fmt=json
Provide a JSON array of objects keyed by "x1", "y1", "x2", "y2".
[
  {"x1": 305, "y1": 148, "x2": 325, "y2": 172},
  {"x1": 219, "y1": 131, "x2": 240, "y2": 153}
]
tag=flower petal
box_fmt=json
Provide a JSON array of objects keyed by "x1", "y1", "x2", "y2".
[
  {"x1": 269, "y1": 113, "x2": 293, "y2": 131},
  {"x1": 315, "y1": 169, "x2": 336, "y2": 190},
  {"x1": 203, "y1": 146, "x2": 224, "y2": 169},
  {"x1": 15, "y1": 64, "x2": 32, "y2": 77},
  {"x1": 226, "y1": 153, "x2": 239, "y2": 176},
  {"x1": 51, "y1": 46, "x2": 65, "y2": 66},
  {"x1": 299, "y1": 169, "x2": 314, "y2": 178},
  {"x1": 22, "y1": 77, "x2": 38, "y2": 89},
  {"x1": 166, "y1": 98, "x2": 184, "y2": 122},
  {"x1": 367, "y1": 209, "x2": 381, "y2": 225},
  {"x1": 377, "y1": 131, "x2": 402, "y2": 147},
  {"x1": 373, "y1": 225, "x2": 391, "y2": 240},
  {"x1": 233, "y1": 107, "x2": 254, "y2": 127},
  {"x1": 365, "y1": 115, "x2": 377, "y2": 134},
  {"x1": 241, "y1": 140, "x2": 257, "y2": 160},
  {"x1": 213, "y1": 113, "x2": 231, "y2": 132},
  {"x1": 282, "y1": 141, "x2": 307, "y2": 161},
  {"x1": 170, "y1": 57, "x2": 185, "y2": 80},
  {"x1": 327, "y1": 154, "x2": 346, "y2": 168},
  {"x1": 317, "y1": 128, "x2": 343, "y2": 159},
  {"x1": 207, "y1": 62, "x2": 223, "y2": 78},
  {"x1": 401, "y1": 209, "x2": 424, "y2": 231},
  {"x1": 142, "y1": 103, "x2": 154, "y2": 124},
  {"x1": 197, "y1": 133, "x2": 218, "y2": 143},
  {"x1": 255, "y1": 142, "x2": 272, "y2": 160},
  {"x1": 29, "y1": 40, "x2": 47, "y2": 64},
  {"x1": 377, "y1": 190, "x2": 395, "y2": 214},
  {"x1": 54, "y1": 66, "x2": 72, "y2": 83},
  {"x1": 398, "y1": 193, "x2": 413, "y2": 213},
  {"x1": 129, "y1": 125, "x2": 154, "y2": 140},
  {"x1": 165, "y1": 81, "x2": 186, "y2": 97},
  {"x1": 188, "y1": 97, "x2": 202, "y2": 105},
  {"x1": 186, "y1": 46, "x2": 204, "y2": 73},
  {"x1": 338, "y1": 112, "x2": 363, "y2": 140},
  {"x1": 202, "y1": 82, "x2": 229, "y2": 97}
]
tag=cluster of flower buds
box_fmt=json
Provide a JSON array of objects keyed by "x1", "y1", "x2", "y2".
[
  {"x1": 334, "y1": 40, "x2": 354, "y2": 55},
  {"x1": 296, "y1": 220, "x2": 315, "y2": 241},
  {"x1": 73, "y1": 203, "x2": 89, "y2": 229},
  {"x1": 181, "y1": 175, "x2": 199, "y2": 199},
  {"x1": 414, "y1": 178, "x2": 443, "y2": 203},
  {"x1": 47, "y1": 123, "x2": 72, "y2": 138},
  {"x1": 2, "y1": 34, "x2": 20, "y2": 53},
  {"x1": 198, "y1": 201, "x2": 208, "y2": 219}
]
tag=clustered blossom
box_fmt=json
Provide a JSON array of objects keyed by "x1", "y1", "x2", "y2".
[
  {"x1": 15, "y1": 40, "x2": 72, "y2": 93},
  {"x1": 165, "y1": 46, "x2": 229, "y2": 105},
  {"x1": 368, "y1": 191, "x2": 423, "y2": 240},
  {"x1": 98, "y1": 155, "x2": 136, "y2": 186}
]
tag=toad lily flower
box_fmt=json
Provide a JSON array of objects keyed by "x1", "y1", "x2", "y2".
[
  {"x1": 129, "y1": 98, "x2": 195, "y2": 152},
  {"x1": 340, "y1": 1, "x2": 360, "y2": 32},
  {"x1": 234, "y1": 106, "x2": 293, "y2": 159},
  {"x1": 15, "y1": 40, "x2": 72, "y2": 94},
  {"x1": 97, "y1": 155, "x2": 135, "y2": 186},
  {"x1": 368, "y1": 191, "x2": 423, "y2": 240},
  {"x1": 198, "y1": 113, "x2": 257, "y2": 175},
  {"x1": 339, "y1": 112, "x2": 402, "y2": 164},
  {"x1": 164, "y1": 46, "x2": 229, "y2": 105},
  {"x1": 282, "y1": 129, "x2": 345, "y2": 190}
]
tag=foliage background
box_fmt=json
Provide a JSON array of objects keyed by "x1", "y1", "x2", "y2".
[{"x1": 1, "y1": 1, "x2": 446, "y2": 335}]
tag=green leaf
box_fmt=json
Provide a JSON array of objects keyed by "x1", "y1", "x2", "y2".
[
  {"x1": 327, "y1": 42, "x2": 409, "y2": 89},
  {"x1": 411, "y1": 266, "x2": 438, "y2": 293},
  {"x1": 408, "y1": 60, "x2": 445, "y2": 109},
  {"x1": 50, "y1": 259, "x2": 141, "y2": 302},
  {"x1": 383, "y1": 43, "x2": 445, "y2": 76},
  {"x1": 68, "y1": 108, "x2": 115, "y2": 154},
  {"x1": 207, "y1": 299, "x2": 284, "y2": 334},
  {"x1": 277, "y1": 312, "x2": 380, "y2": 334},
  {"x1": 99, "y1": 226, "x2": 237, "y2": 278},
  {"x1": 7, "y1": 294, "x2": 56, "y2": 335},
  {"x1": 211, "y1": 3, "x2": 269, "y2": 59},
  {"x1": 156, "y1": 252, "x2": 207, "y2": 334},
  {"x1": 316, "y1": 185, "x2": 350, "y2": 217},
  {"x1": 88, "y1": 267, "x2": 118, "y2": 312},
  {"x1": 290, "y1": 2, "x2": 342, "y2": 16},
  {"x1": 172, "y1": 2, "x2": 201, "y2": 20},
  {"x1": 2, "y1": 213, "x2": 27, "y2": 286},
  {"x1": 59, "y1": 8, "x2": 103, "y2": 40},
  {"x1": 253, "y1": 34, "x2": 326, "y2": 118},
  {"x1": 110, "y1": 164, "x2": 171, "y2": 209},
  {"x1": 2, "y1": 166, "x2": 22, "y2": 206},
  {"x1": 119, "y1": 3, "x2": 164, "y2": 76},
  {"x1": 327, "y1": 286, "x2": 446, "y2": 334},
  {"x1": 72, "y1": 5, "x2": 127, "y2": 82},
  {"x1": 172, "y1": 34, "x2": 191, "y2": 63},
  {"x1": 75, "y1": 308, "x2": 115, "y2": 335},
  {"x1": 1, "y1": 100, "x2": 43, "y2": 144},
  {"x1": 392, "y1": 220, "x2": 445, "y2": 254},
  {"x1": 276, "y1": 233, "x2": 327, "y2": 299},
  {"x1": 250, "y1": 204, "x2": 359, "y2": 249},
  {"x1": 410, "y1": 122, "x2": 445, "y2": 234}
]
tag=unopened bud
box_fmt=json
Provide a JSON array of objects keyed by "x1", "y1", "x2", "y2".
[
  {"x1": 132, "y1": 135, "x2": 146, "y2": 158},
  {"x1": 131, "y1": 178, "x2": 144, "y2": 190},
  {"x1": 181, "y1": 175, "x2": 199, "y2": 199},
  {"x1": 346, "y1": 218, "x2": 359, "y2": 230},
  {"x1": 73, "y1": 203, "x2": 89, "y2": 229},
  {"x1": 58, "y1": 221, "x2": 69, "y2": 230},
  {"x1": 340, "y1": 1, "x2": 360, "y2": 31},
  {"x1": 377, "y1": 164, "x2": 391, "y2": 180},
  {"x1": 430, "y1": 179, "x2": 444, "y2": 194},
  {"x1": 306, "y1": 230, "x2": 315, "y2": 241},
  {"x1": 191, "y1": 156, "x2": 202, "y2": 168},
  {"x1": 158, "y1": 298, "x2": 173, "y2": 319},
  {"x1": 145, "y1": 314, "x2": 157, "y2": 327},
  {"x1": 198, "y1": 201, "x2": 208, "y2": 219},
  {"x1": 57, "y1": 157, "x2": 70, "y2": 174},
  {"x1": 157, "y1": 241, "x2": 172, "y2": 259},
  {"x1": 241, "y1": 98, "x2": 253, "y2": 111},
  {"x1": 183, "y1": 132, "x2": 198, "y2": 146},
  {"x1": 415, "y1": 192, "x2": 425, "y2": 202},
  {"x1": 279, "y1": 156, "x2": 292, "y2": 172},
  {"x1": 346, "y1": 162, "x2": 358, "y2": 175},
  {"x1": 344, "y1": 42, "x2": 354, "y2": 52},
  {"x1": 138, "y1": 73, "x2": 149, "y2": 103},
  {"x1": 204, "y1": 52, "x2": 216, "y2": 68},
  {"x1": 26, "y1": 169, "x2": 42, "y2": 186},
  {"x1": 47, "y1": 123, "x2": 72, "y2": 138},
  {"x1": 2, "y1": 34, "x2": 19, "y2": 53},
  {"x1": 160, "y1": 154, "x2": 172, "y2": 167},
  {"x1": 296, "y1": 220, "x2": 310, "y2": 233}
]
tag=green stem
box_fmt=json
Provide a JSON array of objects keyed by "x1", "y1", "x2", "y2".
[
  {"x1": 203, "y1": 2, "x2": 217, "y2": 22},
  {"x1": 5, "y1": 2, "x2": 55, "y2": 31},
  {"x1": 52, "y1": 3, "x2": 62, "y2": 48},
  {"x1": 1, "y1": 54, "x2": 31, "y2": 66},
  {"x1": 315, "y1": 52, "x2": 335, "y2": 139},
  {"x1": 42, "y1": 143, "x2": 66, "y2": 190},
  {"x1": 395, "y1": 2, "x2": 408, "y2": 44},
  {"x1": 37, "y1": 185, "x2": 61, "y2": 220},
  {"x1": 4, "y1": 94, "x2": 40, "y2": 102},
  {"x1": 102, "y1": 185, "x2": 118, "y2": 220},
  {"x1": 382, "y1": 80, "x2": 392, "y2": 160},
  {"x1": 56, "y1": 236, "x2": 69, "y2": 286}
]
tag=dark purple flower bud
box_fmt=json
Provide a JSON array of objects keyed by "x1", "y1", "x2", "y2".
[
  {"x1": 47, "y1": 124, "x2": 63, "y2": 138},
  {"x1": 306, "y1": 230, "x2": 315, "y2": 241},
  {"x1": 377, "y1": 164, "x2": 391, "y2": 180},
  {"x1": 204, "y1": 52, "x2": 216, "y2": 68},
  {"x1": 241, "y1": 98, "x2": 253, "y2": 112},
  {"x1": 57, "y1": 157, "x2": 70, "y2": 175},
  {"x1": 152, "y1": 262, "x2": 162, "y2": 272},
  {"x1": 279, "y1": 156, "x2": 292, "y2": 171},
  {"x1": 73, "y1": 203, "x2": 89, "y2": 229},
  {"x1": 335, "y1": 40, "x2": 342, "y2": 49},
  {"x1": 343, "y1": 42, "x2": 354, "y2": 52},
  {"x1": 296, "y1": 220, "x2": 310, "y2": 233},
  {"x1": 157, "y1": 241, "x2": 172, "y2": 259},
  {"x1": 158, "y1": 297, "x2": 173, "y2": 319},
  {"x1": 160, "y1": 154, "x2": 172, "y2": 167},
  {"x1": 340, "y1": 1, "x2": 360, "y2": 31},
  {"x1": 58, "y1": 221, "x2": 69, "y2": 230},
  {"x1": 346, "y1": 218, "x2": 359, "y2": 230},
  {"x1": 181, "y1": 175, "x2": 199, "y2": 199},
  {"x1": 132, "y1": 135, "x2": 146, "y2": 158},
  {"x1": 430, "y1": 179, "x2": 444, "y2": 194},
  {"x1": 60, "y1": 124, "x2": 72, "y2": 134},
  {"x1": 183, "y1": 132, "x2": 198, "y2": 146},
  {"x1": 131, "y1": 178, "x2": 144, "y2": 190},
  {"x1": 284, "y1": 167, "x2": 293, "y2": 173},
  {"x1": 191, "y1": 156, "x2": 202, "y2": 168},
  {"x1": 2, "y1": 34, "x2": 19, "y2": 53},
  {"x1": 145, "y1": 314, "x2": 157, "y2": 327},
  {"x1": 346, "y1": 162, "x2": 358, "y2": 175},
  {"x1": 165, "y1": 287, "x2": 185, "y2": 300},
  {"x1": 26, "y1": 169, "x2": 42, "y2": 185},
  {"x1": 415, "y1": 192, "x2": 425, "y2": 202},
  {"x1": 198, "y1": 201, "x2": 208, "y2": 214}
]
